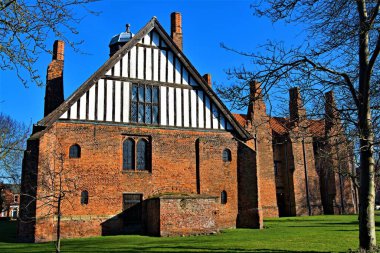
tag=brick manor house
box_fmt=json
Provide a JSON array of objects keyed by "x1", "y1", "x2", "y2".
[{"x1": 18, "y1": 13, "x2": 358, "y2": 242}]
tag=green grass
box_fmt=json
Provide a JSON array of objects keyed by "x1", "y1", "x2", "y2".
[{"x1": 0, "y1": 214, "x2": 379, "y2": 252}]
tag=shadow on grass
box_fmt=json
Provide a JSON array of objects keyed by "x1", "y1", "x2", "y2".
[
  {"x1": 60, "y1": 242, "x2": 328, "y2": 253},
  {"x1": 0, "y1": 221, "x2": 18, "y2": 243}
]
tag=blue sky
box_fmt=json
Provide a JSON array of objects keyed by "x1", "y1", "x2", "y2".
[{"x1": 0, "y1": 0, "x2": 302, "y2": 126}]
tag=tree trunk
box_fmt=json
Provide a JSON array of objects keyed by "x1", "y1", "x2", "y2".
[
  {"x1": 359, "y1": 110, "x2": 376, "y2": 250},
  {"x1": 56, "y1": 195, "x2": 61, "y2": 253}
]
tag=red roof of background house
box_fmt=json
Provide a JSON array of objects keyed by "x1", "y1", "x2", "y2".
[
  {"x1": 233, "y1": 113, "x2": 325, "y2": 138},
  {"x1": 232, "y1": 114, "x2": 247, "y2": 128}
]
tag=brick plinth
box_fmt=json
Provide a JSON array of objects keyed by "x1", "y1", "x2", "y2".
[{"x1": 145, "y1": 195, "x2": 218, "y2": 236}]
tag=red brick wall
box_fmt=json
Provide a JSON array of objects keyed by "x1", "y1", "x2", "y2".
[
  {"x1": 237, "y1": 141, "x2": 262, "y2": 228},
  {"x1": 29, "y1": 121, "x2": 240, "y2": 241},
  {"x1": 289, "y1": 131, "x2": 323, "y2": 216},
  {"x1": 145, "y1": 195, "x2": 218, "y2": 236}
]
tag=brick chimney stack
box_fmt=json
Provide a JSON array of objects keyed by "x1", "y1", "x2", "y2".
[
  {"x1": 203, "y1": 73, "x2": 212, "y2": 87},
  {"x1": 44, "y1": 40, "x2": 64, "y2": 116},
  {"x1": 247, "y1": 80, "x2": 266, "y2": 122},
  {"x1": 325, "y1": 90, "x2": 339, "y2": 132},
  {"x1": 171, "y1": 12, "x2": 183, "y2": 51},
  {"x1": 289, "y1": 87, "x2": 306, "y2": 124}
]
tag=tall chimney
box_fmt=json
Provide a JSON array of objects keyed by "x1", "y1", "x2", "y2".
[
  {"x1": 247, "y1": 80, "x2": 266, "y2": 122},
  {"x1": 325, "y1": 90, "x2": 339, "y2": 132},
  {"x1": 44, "y1": 40, "x2": 64, "y2": 116},
  {"x1": 171, "y1": 12, "x2": 183, "y2": 50},
  {"x1": 203, "y1": 73, "x2": 212, "y2": 87},
  {"x1": 289, "y1": 87, "x2": 306, "y2": 124}
]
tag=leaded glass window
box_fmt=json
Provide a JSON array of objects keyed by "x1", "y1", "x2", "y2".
[
  {"x1": 137, "y1": 139, "x2": 147, "y2": 170},
  {"x1": 130, "y1": 84, "x2": 159, "y2": 124},
  {"x1": 81, "y1": 190, "x2": 89, "y2": 205},
  {"x1": 123, "y1": 139, "x2": 135, "y2": 170},
  {"x1": 221, "y1": 191, "x2": 227, "y2": 204},
  {"x1": 222, "y1": 148, "x2": 232, "y2": 162},
  {"x1": 69, "y1": 144, "x2": 81, "y2": 158},
  {"x1": 122, "y1": 137, "x2": 150, "y2": 172}
]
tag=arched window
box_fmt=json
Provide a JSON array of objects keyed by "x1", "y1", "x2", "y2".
[
  {"x1": 69, "y1": 144, "x2": 81, "y2": 158},
  {"x1": 137, "y1": 139, "x2": 148, "y2": 170},
  {"x1": 123, "y1": 139, "x2": 135, "y2": 170},
  {"x1": 222, "y1": 149, "x2": 232, "y2": 162},
  {"x1": 221, "y1": 190, "x2": 227, "y2": 204},
  {"x1": 81, "y1": 190, "x2": 89, "y2": 205}
]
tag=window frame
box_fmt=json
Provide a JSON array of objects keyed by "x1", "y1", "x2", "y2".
[
  {"x1": 221, "y1": 190, "x2": 227, "y2": 204},
  {"x1": 130, "y1": 83, "x2": 160, "y2": 125},
  {"x1": 222, "y1": 148, "x2": 232, "y2": 163},
  {"x1": 81, "y1": 190, "x2": 89, "y2": 205},
  {"x1": 122, "y1": 193, "x2": 143, "y2": 211},
  {"x1": 122, "y1": 136, "x2": 151, "y2": 172},
  {"x1": 69, "y1": 144, "x2": 81, "y2": 159}
]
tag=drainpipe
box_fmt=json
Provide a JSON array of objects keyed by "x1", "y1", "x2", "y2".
[{"x1": 302, "y1": 138, "x2": 312, "y2": 216}]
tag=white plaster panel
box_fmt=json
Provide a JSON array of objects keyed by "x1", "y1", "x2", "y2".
[
  {"x1": 182, "y1": 69, "x2": 189, "y2": 85},
  {"x1": 70, "y1": 102, "x2": 78, "y2": 120},
  {"x1": 88, "y1": 85, "x2": 96, "y2": 120},
  {"x1": 175, "y1": 57, "x2": 181, "y2": 84},
  {"x1": 183, "y1": 89, "x2": 189, "y2": 127},
  {"x1": 198, "y1": 91, "x2": 204, "y2": 128},
  {"x1": 220, "y1": 115, "x2": 225, "y2": 130},
  {"x1": 106, "y1": 80, "x2": 113, "y2": 121},
  {"x1": 60, "y1": 112, "x2": 67, "y2": 119},
  {"x1": 122, "y1": 52, "x2": 129, "y2": 78},
  {"x1": 114, "y1": 60, "x2": 120, "y2": 77},
  {"x1": 167, "y1": 51, "x2": 174, "y2": 83},
  {"x1": 137, "y1": 47, "x2": 144, "y2": 79},
  {"x1": 143, "y1": 33, "x2": 151, "y2": 45},
  {"x1": 160, "y1": 86, "x2": 167, "y2": 125},
  {"x1": 146, "y1": 48, "x2": 152, "y2": 80},
  {"x1": 114, "y1": 81, "x2": 121, "y2": 122},
  {"x1": 123, "y1": 82, "x2": 130, "y2": 123},
  {"x1": 176, "y1": 88, "x2": 182, "y2": 127},
  {"x1": 79, "y1": 94, "x2": 86, "y2": 120},
  {"x1": 97, "y1": 79, "x2": 104, "y2": 121},
  {"x1": 205, "y1": 96, "x2": 211, "y2": 128},
  {"x1": 168, "y1": 87, "x2": 175, "y2": 126},
  {"x1": 153, "y1": 49, "x2": 159, "y2": 81},
  {"x1": 191, "y1": 90, "x2": 197, "y2": 128},
  {"x1": 129, "y1": 47, "x2": 136, "y2": 78},
  {"x1": 160, "y1": 50, "x2": 167, "y2": 82},
  {"x1": 152, "y1": 31, "x2": 160, "y2": 46},
  {"x1": 212, "y1": 103, "x2": 219, "y2": 129}
]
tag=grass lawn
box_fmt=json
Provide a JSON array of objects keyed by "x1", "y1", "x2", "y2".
[{"x1": 0, "y1": 214, "x2": 379, "y2": 252}]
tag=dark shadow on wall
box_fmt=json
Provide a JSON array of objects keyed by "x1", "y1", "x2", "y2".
[
  {"x1": 101, "y1": 203, "x2": 143, "y2": 236},
  {"x1": 236, "y1": 141, "x2": 261, "y2": 228}
]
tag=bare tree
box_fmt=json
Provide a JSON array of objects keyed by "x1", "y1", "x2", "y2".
[
  {"x1": 217, "y1": 1, "x2": 380, "y2": 250},
  {"x1": 19, "y1": 138, "x2": 80, "y2": 253},
  {"x1": 38, "y1": 151, "x2": 78, "y2": 253},
  {"x1": 0, "y1": 113, "x2": 29, "y2": 183},
  {"x1": 0, "y1": 0, "x2": 98, "y2": 87}
]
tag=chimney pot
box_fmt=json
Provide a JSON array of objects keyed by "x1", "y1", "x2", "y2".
[
  {"x1": 203, "y1": 73, "x2": 212, "y2": 87},
  {"x1": 53, "y1": 40, "x2": 64, "y2": 61},
  {"x1": 171, "y1": 12, "x2": 183, "y2": 50}
]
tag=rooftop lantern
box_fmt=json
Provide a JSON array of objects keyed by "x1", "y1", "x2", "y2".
[{"x1": 109, "y1": 24, "x2": 134, "y2": 57}]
